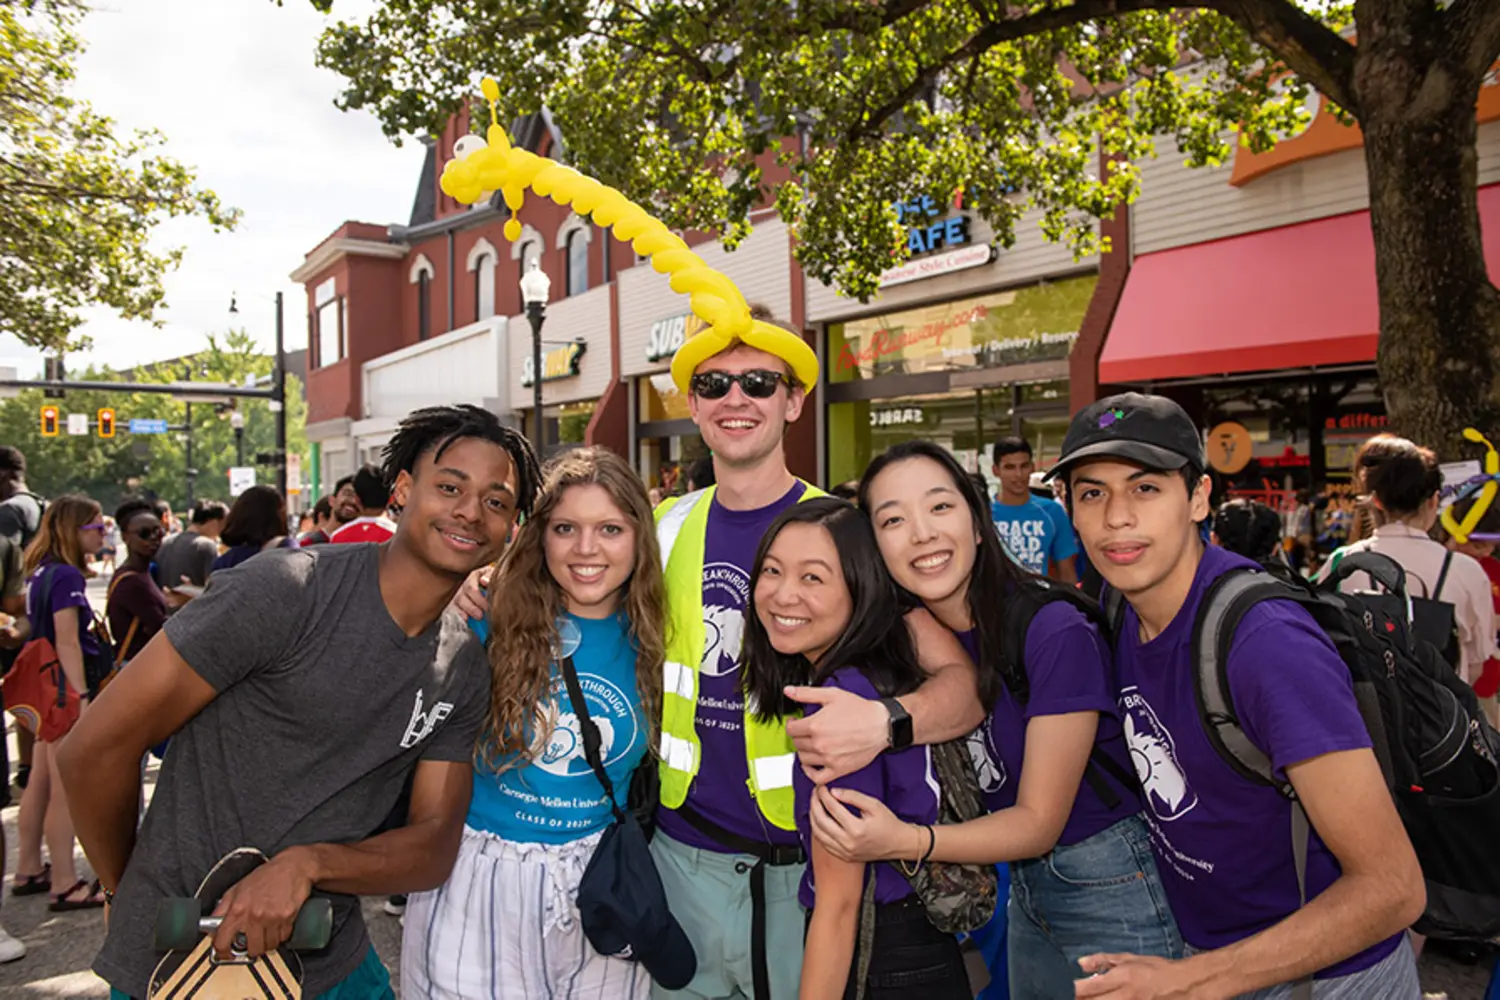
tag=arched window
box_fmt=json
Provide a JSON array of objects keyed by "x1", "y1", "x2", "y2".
[
  {"x1": 566, "y1": 229, "x2": 589, "y2": 296},
  {"x1": 475, "y1": 253, "x2": 496, "y2": 319},
  {"x1": 417, "y1": 272, "x2": 432, "y2": 340}
]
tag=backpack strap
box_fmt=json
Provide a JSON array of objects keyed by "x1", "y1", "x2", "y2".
[
  {"x1": 1190, "y1": 567, "x2": 1295, "y2": 794},
  {"x1": 1004, "y1": 580, "x2": 1134, "y2": 808},
  {"x1": 1433, "y1": 551, "x2": 1454, "y2": 603}
]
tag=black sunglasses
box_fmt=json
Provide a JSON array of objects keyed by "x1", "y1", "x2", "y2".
[
  {"x1": 689, "y1": 369, "x2": 794, "y2": 400},
  {"x1": 134, "y1": 526, "x2": 165, "y2": 540}
]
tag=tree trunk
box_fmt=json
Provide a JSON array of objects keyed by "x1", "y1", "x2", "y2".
[{"x1": 1359, "y1": 36, "x2": 1500, "y2": 461}]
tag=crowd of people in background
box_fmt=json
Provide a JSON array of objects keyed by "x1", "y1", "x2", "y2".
[{"x1": 0, "y1": 343, "x2": 1494, "y2": 999}]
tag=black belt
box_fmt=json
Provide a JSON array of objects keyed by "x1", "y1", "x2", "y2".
[{"x1": 675, "y1": 803, "x2": 804, "y2": 1000}]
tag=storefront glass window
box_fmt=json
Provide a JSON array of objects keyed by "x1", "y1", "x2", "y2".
[
  {"x1": 826, "y1": 276, "x2": 1096, "y2": 384},
  {"x1": 827, "y1": 389, "x2": 1013, "y2": 489},
  {"x1": 638, "y1": 373, "x2": 692, "y2": 422}
]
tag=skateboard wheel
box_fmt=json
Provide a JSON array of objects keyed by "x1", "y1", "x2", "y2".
[
  {"x1": 154, "y1": 897, "x2": 205, "y2": 951},
  {"x1": 288, "y1": 899, "x2": 333, "y2": 951}
]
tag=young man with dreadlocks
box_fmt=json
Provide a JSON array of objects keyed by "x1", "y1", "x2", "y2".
[{"x1": 58, "y1": 404, "x2": 541, "y2": 1000}]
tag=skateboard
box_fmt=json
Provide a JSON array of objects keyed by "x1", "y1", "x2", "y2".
[{"x1": 147, "y1": 847, "x2": 333, "y2": 1000}]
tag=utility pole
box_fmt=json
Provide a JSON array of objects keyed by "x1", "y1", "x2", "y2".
[
  {"x1": 183, "y1": 364, "x2": 196, "y2": 509},
  {"x1": 274, "y1": 291, "x2": 287, "y2": 497}
]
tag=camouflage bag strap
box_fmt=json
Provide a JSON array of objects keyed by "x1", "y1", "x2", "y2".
[{"x1": 894, "y1": 739, "x2": 999, "y2": 934}]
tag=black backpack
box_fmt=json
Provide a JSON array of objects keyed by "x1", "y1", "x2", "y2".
[
  {"x1": 999, "y1": 578, "x2": 1140, "y2": 809},
  {"x1": 1107, "y1": 550, "x2": 1500, "y2": 940}
]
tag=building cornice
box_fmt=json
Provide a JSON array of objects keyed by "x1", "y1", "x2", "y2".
[{"x1": 290, "y1": 237, "x2": 409, "y2": 284}]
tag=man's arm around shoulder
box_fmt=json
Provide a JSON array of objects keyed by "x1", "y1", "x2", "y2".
[{"x1": 786, "y1": 607, "x2": 982, "y2": 784}]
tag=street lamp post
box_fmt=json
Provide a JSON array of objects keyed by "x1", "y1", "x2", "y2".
[
  {"x1": 230, "y1": 409, "x2": 245, "y2": 466},
  {"x1": 520, "y1": 261, "x2": 552, "y2": 459}
]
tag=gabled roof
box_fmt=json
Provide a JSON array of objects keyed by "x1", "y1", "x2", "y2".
[{"x1": 409, "y1": 140, "x2": 437, "y2": 227}]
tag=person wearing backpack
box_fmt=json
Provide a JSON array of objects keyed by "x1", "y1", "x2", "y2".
[
  {"x1": 741, "y1": 498, "x2": 969, "y2": 1000},
  {"x1": 807, "y1": 441, "x2": 1179, "y2": 999},
  {"x1": 1212, "y1": 499, "x2": 1286, "y2": 565},
  {"x1": 1047, "y1": 393, "x2": 1423, "y2": 999},
  {"x1": 14, "y1": 494, "x2": 111, "y2": 911},
  {"x1": 1318, "y1": 436, "x2": 1497, "y2": 686}
]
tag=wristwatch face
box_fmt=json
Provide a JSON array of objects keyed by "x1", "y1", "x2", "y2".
[{"x1": 884, "y1": 697, "x2": 914, "y2": 750}]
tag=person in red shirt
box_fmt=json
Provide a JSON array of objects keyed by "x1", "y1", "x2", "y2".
[{"x1": 328, "y1": 465, "x2": 398, "y2": 544}]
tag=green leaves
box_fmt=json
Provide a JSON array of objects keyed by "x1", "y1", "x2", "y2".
[
  {"x1": 0, "y1": 2, "x2": 239, "y2": 352},
  {"x1": 308, "y1": 0, "x2": 1352, "y2": 299}
]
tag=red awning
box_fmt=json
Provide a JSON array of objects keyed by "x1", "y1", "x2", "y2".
[{"x1": 1098, "y1": 183, "x2": 1500, "y2": 384}]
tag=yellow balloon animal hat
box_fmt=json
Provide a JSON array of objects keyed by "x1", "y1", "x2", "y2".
[
  {"x1": 440, "y1": 78, "x2": 818, "y2": 396},
  {"x1": 1439, "y1": 428, "x2": 1500, "y2": 543}
]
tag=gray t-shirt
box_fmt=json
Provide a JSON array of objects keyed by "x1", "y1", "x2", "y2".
[
  {"x1": 153, "y1": 530, "x2": 219, "y2": 589},
  {"x1": 0, "y1": 492, "x2": 42, "y2": 549},
  {"x1": 94, "y1": 543, "x2": 490, "y2": 997}
]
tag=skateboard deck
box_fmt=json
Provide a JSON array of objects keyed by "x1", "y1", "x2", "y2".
[{"x1": 147, "y1": 847, "x2": 305, "y2": 1000}]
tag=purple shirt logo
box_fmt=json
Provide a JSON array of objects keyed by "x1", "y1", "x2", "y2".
[
  {"x1": 963, "y1": 721, "x2": 1008, "y2": 794},
  {"x1": 1121, "y1": 686, "x2": 1198, "y2": 822},
  {"x1": 702, "y1": 562, "x2": 750, "y2": 677}
]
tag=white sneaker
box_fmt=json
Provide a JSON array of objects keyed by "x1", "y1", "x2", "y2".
[
  {"x1": 0, "y1": 926, "x2": 26, "y2": 963},
  {"x1": 382, "y1": 895, "x2": 406, "y2": 916}
]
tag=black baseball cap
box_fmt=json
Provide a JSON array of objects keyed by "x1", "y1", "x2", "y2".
[{"x1": 1044, "y1": 392, "x2": 1206, "y2": 483}]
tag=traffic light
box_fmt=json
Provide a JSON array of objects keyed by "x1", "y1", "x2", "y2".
[
  {"x1": 97, "y1": 408, "x2": 115, "y2": 438},
  {"x1": 39, "y1": 405, "x2": 58, "y2": 437}
]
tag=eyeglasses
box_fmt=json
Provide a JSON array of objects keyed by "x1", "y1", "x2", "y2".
[
  {"x1": 134, "y1": 526, "x2": 165, "y2": 541},
  {"x1": 689, "y1": 369, "x2": 794, "y2": 400},
  {"x1": 80, "y1": 523, "x2": 106, "y2": 533}
]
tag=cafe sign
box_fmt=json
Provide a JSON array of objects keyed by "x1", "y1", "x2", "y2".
[{"x1": 521, "y1": 341, "x2": 587, "y2": 387}]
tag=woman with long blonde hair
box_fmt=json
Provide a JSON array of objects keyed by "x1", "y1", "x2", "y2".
[
  {"x1": 15, "y1": 495, "x2": 109, "y2": 909},
  {"x1": 403, "y1": 447, "x2": 666, "y2": 999}
]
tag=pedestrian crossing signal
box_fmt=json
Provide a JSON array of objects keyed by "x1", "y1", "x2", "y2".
[
  {"x1": 39, "y1": 405, "x2": 58, "y2": 437},
  {"x1": 97, "y1": 408, "x2": 115, "y2": 438}
]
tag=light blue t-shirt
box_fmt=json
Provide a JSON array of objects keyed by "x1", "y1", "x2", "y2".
[
  {"x1": 991, "y1": 495, "x2": 1077, "y2": 575},
  {"x1": 466, "y1": 611, "x2": 647, "y2": 844}
]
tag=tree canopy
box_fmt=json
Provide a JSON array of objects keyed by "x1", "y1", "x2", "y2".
[
  {"x1": 0, "y1": 330, "x2": 308, "y2": 514},
  {"x1": 311, "y1": 0, "x2": 1500, "y2": 453},
  {"x1": 1, "y1": 0, "x2": 239, "y2": 351}
]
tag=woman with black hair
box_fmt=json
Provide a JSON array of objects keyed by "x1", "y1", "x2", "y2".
[
  {"x1": 210, "y1": 485, "x2": 291, "y2": 573},
  {"x1": 741, "y1": 497, "x2": 968, "y2": 1000},
  {"x1": 808, "y1": 441, "x2": 1181, "y2": 998},
  {"x1": 105, "y1": 499, "x2": 167, "y2": 666},
  {"x1": 1211, "y1": 499, "x2": 1286, "y2": 564}
]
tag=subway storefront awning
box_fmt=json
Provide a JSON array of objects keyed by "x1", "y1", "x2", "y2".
[{"x1": 1099, "y1": 183, "x2": 1500, "y2": 384}]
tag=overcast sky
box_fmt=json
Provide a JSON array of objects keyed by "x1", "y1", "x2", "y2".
[{"x1": 0, "y1": 0, "x2": 424, "y2": 378}]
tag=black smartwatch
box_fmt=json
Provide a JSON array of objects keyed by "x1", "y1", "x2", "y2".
[{"x1": 881, "y1": 697, "x2": 913, "y2": 751}]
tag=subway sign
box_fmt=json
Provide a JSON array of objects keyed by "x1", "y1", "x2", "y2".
[
  {"x1": 645, "y1": 313, "x2": 708, "y2": 363},
  {"x1": 521, "y1": 341, "x2": 587, "y2": 387}
]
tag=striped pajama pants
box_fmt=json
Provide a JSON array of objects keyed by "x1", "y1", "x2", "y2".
[{"x1": 401, "y1": 825, "x2": 652, "y2": 1000}]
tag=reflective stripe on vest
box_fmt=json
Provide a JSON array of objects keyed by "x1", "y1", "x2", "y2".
[{"x1": 653, "y1": 482, "x2": 827, "y2": 831}]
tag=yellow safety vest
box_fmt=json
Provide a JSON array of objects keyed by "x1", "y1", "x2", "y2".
[{"x1": 654, "y1": 482, "x2": 827, "y2": 831}]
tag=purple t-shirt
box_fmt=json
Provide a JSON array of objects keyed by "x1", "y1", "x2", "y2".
[
  {"x1": 794, "y1": 667, "x2": 938, "y2": 908},
  {"x1": 1115, "y1": 544, "x2": 1401, "y2": 976},
  {"x1": 657, "y1": 482, "x2": 807, "y2": 851},
  {"x1": 26, "y1": 560, "x2": 100, "y2": 657},
  {"x1": 957, "y1": 600, "x2": 1137, "y2": 847}
]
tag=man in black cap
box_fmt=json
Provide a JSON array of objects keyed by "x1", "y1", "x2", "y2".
[{"x1": 1058, "y1": 393, "x2": 1423, "y2": 1000}]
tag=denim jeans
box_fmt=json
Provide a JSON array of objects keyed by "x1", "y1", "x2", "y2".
[
  {"x1": 1186, "y1": 934, "x2": 1420, "y2": 1000},
  {"x1": 1007, "y1": 814, "x2": 1183, "y2": 999}
]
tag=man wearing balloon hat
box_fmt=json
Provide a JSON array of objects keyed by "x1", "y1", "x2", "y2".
[{"x1": 649, "y1": 308, "x2": 981, "y2": 1000}]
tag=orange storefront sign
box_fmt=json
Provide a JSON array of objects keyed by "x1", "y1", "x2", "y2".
[{"x1": 1231, "y1": 71, "x2": 1500, "y2": 186}]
